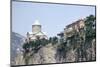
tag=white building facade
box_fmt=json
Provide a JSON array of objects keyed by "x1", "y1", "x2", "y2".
[{"x1": 26, "y1": 20, "x2": 48, "y2": 41}]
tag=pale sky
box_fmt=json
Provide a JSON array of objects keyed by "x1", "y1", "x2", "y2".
[{"x1": 12, "y1": 1, "x2": 95, "y2": 37}]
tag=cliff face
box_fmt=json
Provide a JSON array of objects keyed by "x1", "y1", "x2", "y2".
[
  {"x1": 15, "y1": 43, "x2": 57, "y2": 65},
  {"x1": 27, "y1": 43, "x2": 56, "y2": 64},
  {"x1": 14, "y1": 38, "x2": 96, "y2": 65}
]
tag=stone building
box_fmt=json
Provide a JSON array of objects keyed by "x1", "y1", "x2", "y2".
[
  {"x1": 64, "y1": 19, "x2": 85, "y2": 40},
  {"x1": 58, "y1": 19, "x2": 85, "y2": 41},
  {"x1": 26, "y1": 20, "x2": 48, "y2": 41}
]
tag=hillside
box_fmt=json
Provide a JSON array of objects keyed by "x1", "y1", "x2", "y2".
[{"x1": 11, "y1": 32, "x2": 25, "y2": 65}]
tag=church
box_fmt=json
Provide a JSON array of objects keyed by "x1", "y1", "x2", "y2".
[{"x1": 26, "y1": 20, "x2": 48, "y2": 41}]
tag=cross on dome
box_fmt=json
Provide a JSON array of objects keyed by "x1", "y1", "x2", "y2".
[{"x1": 33, "y1": 20, "x2": 41, "y2": 25}]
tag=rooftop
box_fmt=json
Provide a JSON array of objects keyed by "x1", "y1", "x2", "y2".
[{"x1": 32, "y1": 20, "x2": 41, "y2": 25}]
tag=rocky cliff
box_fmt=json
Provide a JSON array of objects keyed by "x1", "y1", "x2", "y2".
[{"x1": 14, "y1": 38, "x2": 96, "y2": 65}]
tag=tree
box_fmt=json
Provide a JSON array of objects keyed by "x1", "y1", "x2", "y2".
[
  {"x1": 48, "y1": 36, "x2": 58, "y2": 45},
  {"x1": 85, "y1": 15, "x2": 96, "y2": 40},
  {"x1": 23, "y1": 43, "x2": 29, "y2": 50},
  {"x1": 52, "y1": 36, "x2": 58, "y2": 44},
  {"x1": 41, "y1": 38, "x2": 49, "y2": 46},
  {"x1": 84, "y1": 15, "x2": 96, "y2": 61},
  {"x1": 49, "y1": 37, "x2": 52, "y2": 43}
]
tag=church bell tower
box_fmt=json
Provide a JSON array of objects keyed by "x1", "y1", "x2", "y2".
[{"x1": 32, "y1": 20, "x2": 41, "y2": 34}]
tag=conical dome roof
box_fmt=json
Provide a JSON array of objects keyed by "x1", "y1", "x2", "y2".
[{"x1": 33, "y1": 20, "x2": 41, "y2": 25}]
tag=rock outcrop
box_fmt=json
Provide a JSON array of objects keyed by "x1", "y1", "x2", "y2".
[{"x1": 14, "y1": 38, "x2": 96, "y2": 65}]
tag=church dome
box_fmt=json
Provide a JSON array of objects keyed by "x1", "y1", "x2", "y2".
[{"x1": 33, "y1": 20, "x2": 41, "y2": 25}]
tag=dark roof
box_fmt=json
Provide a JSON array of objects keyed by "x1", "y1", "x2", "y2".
[{"x1": 57, "y1": 32, "x2": 64, "y2": 36}]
